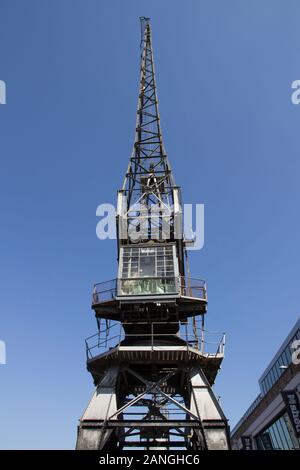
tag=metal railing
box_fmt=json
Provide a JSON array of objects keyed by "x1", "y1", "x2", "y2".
[
  {"x1": 181, "y1": 278, "x2": 207, "y2": 300},
  {"x1": 92, "y1": 279, "x2": 117, "y2": 303},
  {"x1": 85, "y1": 319, "x2": 225, "y2": 360},
  {"x1": 92, "y1": 276, "x2": 206, "y2": 304}
]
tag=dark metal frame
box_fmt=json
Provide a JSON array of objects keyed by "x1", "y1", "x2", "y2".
[{"x1": 77, "y1": 18, "x2": 230, "y2": 452}]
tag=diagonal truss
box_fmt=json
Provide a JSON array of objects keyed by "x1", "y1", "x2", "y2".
[
  {"x1": 123, "y1": 17, "x2": 176, "y2": 219},
  {"x1": 101, "y1": 366, "x2": 207, "y2": 449}
]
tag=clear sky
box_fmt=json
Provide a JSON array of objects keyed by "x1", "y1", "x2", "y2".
[{"x1": 0, "y1": 0, "x2": 300, "y2": 449}]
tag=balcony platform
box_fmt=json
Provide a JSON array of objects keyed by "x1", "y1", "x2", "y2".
[
  {"x1": 86, "y1": 344, "x2": 223, "y2": 387},
  {"x1": 91, "y1": 277, "x2": 207, "y2": 321},
  {"x1": 85, "y1": 321, "x2": 225, "y2": 388}
]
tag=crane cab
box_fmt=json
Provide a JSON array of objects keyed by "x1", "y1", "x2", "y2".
[{"x1": 117, "y1": 243, "x2": 179, "y2": 300}]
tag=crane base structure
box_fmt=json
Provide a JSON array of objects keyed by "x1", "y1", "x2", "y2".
[{"x1": 76, "y1": 317, "x2": 230, "y2": 450}]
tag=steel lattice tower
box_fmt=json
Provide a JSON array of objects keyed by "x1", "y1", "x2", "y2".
[{"x1": 76, "y1": 18, "x2": 230, "y2": 451}]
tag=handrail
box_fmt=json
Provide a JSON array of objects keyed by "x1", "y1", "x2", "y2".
[
  {"x1": 93, "y1": 277, "x2": 206, "y2": 287},
  {"x1": 85, "y1": 321, "x2": 119, "y2": 341},
  {"x1": 85, "y1": 321, "x2": 225, "y2": 360},
  {"x1": 92, "y1": 276, "x2": 207, "y2": 304}
]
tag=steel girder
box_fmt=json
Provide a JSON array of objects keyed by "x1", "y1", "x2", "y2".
[{"x1": 76, "y1": 363, "x2": 230, "y2": 450}]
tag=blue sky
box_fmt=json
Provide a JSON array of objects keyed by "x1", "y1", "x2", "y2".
[{"x1": 0, "y1": 0, "x2": 300, "y2": 449}]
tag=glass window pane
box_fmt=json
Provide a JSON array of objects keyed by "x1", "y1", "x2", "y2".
[
  {"x1": 272, "y1": 364, "x2": 279, "y2": 381},
  {"x1": 264, "y1": 376, "x2": 270, "y2": 393},
  {"x1": 281, "y1": 349, "x2": 289, "y2": 367},
  {"x1": 140, "y1": 252, "x2": 155, "y2": 277},
  {"x1": 255, "y1": 435, "x2": 264, "y2": 450},
  {"x1": 277, "y1": 416, "x2": 292, "y2": 449},
  {"x1": 285, "y1": 344, "x2": 292, "y2": 364},
  {"x1": 268, "y1": 370, "x2": 274, "y2": 388},
  {"x1": 120, "y1": 245, "x2": 178, "y2": 295},
  {"x1": 273, "y1": 420, "x2": 287, "y2": 449},
  {"x1": 269, "y1": 423, "x2": 281, "y2": 449}
]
